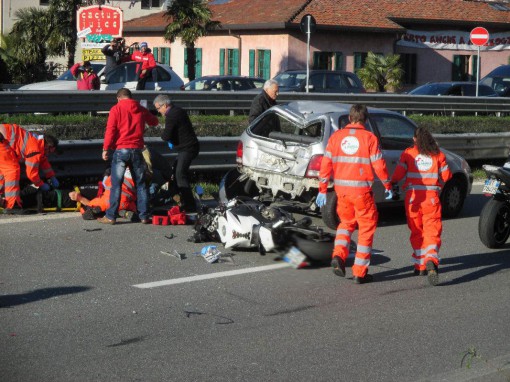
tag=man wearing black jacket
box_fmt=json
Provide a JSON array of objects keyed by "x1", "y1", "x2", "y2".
[
  {"x1": 248, "y1": 79, "x2": 279, "y2": 123},
  {"x1": 153, "y1": 94, "x2": 200, "y2": 213}
]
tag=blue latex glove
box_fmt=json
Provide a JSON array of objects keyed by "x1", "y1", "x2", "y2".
[
  {"x1": 384, "y1": 189, "x2": 393, "y2": 200},
  {"x1": 316, "y1": 192, "x2": 327, "y2": 207},
  {"x1": 49, "y1": 176, "x2": 59, "y2": 188},
  {"x1": 167, "y1": 141, "x2": 174, "y2": 150},
  {"x1": 39, "y1": 183, "x2": 50, "y2": 192}
]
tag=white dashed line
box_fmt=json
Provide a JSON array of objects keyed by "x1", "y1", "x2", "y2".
[{"x1": 133, "y1": 263, "x2": 291, "y2": 289}]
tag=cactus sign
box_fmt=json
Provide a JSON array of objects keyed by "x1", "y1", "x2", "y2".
[{"x1": 77, "y1": 5, "x2": 123, "y2": 38}]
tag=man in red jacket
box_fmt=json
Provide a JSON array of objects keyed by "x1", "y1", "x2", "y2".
[
  {"x1": 98, "y1": 88, "x2": 159, "y2": 225},
  {"x1": 316, "y1": 104, "x2": 392, "y2": 284},
  {"x1": 0, "y1": 124, "x2": 59, "y2": 214},
  {"x1": 70, "y1": 61, "x2": 100, "y2": 90},
  {"x1": 131, "y1": 42, "x2": 159, "y2": 90}
]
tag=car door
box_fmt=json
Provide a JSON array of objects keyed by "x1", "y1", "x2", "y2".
[
  {"x1": 105, "y1": 62, "x2": 138, "y2": 90},
  {"x1": 367, "y1": 112, "x2": 416, "y2": 203}
]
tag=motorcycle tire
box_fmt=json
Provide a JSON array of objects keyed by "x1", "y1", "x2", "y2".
[
  {"x1": 285, "y1": 227, "x2": 334, "y2": 263},
  {"x1": 218, "y1": 168, "x2": 259, "y2": 203},
  {"x1": 321, "y1": 190, "x2": 340, "y2": 230},
  {"x1": 478, "y1": 198, "x2": 510, "y2": 248}
]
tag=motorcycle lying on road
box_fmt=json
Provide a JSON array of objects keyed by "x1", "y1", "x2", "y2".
[{"x1": 478, "y1": 164, "x2": 510, "y2": 248}]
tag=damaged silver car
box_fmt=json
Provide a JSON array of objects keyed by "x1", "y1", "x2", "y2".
[{"x1": 220, "y1": 101, "x2": 473, "y2": 229}]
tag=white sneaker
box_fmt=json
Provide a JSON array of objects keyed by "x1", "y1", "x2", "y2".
[
  {"x1": 155, "y1": 83, "x2": 162, "y2": 91},
  {"x1": 503, "y1": 162, "x2": 510, "y2": 169}
]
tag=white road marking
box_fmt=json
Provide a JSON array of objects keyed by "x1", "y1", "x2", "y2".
[
  {"x1": 133, "y1": 263, "x2": 291, "y2": 289},
  {"x1": 0, "y1": 212, "x2": 81, "y2": 225}
]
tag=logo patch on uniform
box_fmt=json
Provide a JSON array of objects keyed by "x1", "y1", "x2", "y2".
[
  {"x1": 415, "y1": 154, "x2": 433, "y2": 171},
  {"x1": 340, "y1": 136, "x2": 360, "y2": 155}
]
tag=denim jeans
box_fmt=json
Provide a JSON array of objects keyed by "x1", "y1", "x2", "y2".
[{"x1": 106, "y1": 148, "x2": 148, "y2": 220}]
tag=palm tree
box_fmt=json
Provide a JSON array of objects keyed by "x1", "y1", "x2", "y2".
[
  {"x1": 357, "y1": 52, "x2": 404, "y2": 92},
  {"x1": 47, "y1": 0, "x2": 83, "y2": 68},
  {"x1": 164, "y1": 0, "x2": 220, "y2": 81}
]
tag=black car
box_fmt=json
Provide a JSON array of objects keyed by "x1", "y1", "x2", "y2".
[
  {"x1": 273, "y1": 69, "x2": 366, "y2": 93},
  {"x1": 182, "y1": 75, "x2": 265, "y2": 91},
  {"x1": 480, "y1": 65, "x2": 510, "y2": 97},
  {"x1": 408, "y1": 82, "x2": 497, "y2": 97}
]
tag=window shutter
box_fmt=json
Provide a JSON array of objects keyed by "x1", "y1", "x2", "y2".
[
  {"x1": 153, "y1": 47, "x2": 159, "y2": 63},
  {"x1": 233, "y1": 49, "x2": 239, "y2": 75},
  {"x1": 452, "y1": 55, "x2": 462, "y2": 81},
  {"x1": 471, "y1": 55, "x2": 479, "y2": 80},
  {"x1": 196, "y1": 48, "x2": 202, "y2": 77},
  {"x1": 335, "y1": 52, "x2": 343, "y2": 70},
  {"x1": 263, "y1": 50, "x2": 271, "y2": 79},
  {"x1": 184, "y1": 49, "x2": 188, "y2": 78},
  {"x1": 313, "y1": 52, "x2": 319, "y2": 69},
  {"x1": 219, "y1": 48, "x2": 225, "y2": 75},
  {"x1": 249, "y1": 50, "x2": 255, "y2": 77}
]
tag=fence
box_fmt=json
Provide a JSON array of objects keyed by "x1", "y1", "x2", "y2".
[
  {"x1": 3, "y1": 90, "x2": 510, "y2": 115},
  {"x1": 50, "y1": 134, "x2": 510, "y2": 180}
]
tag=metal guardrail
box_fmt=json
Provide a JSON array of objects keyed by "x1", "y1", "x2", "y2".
[
  {"x1": 51, "y1": 134, "x2": 510, "y2": 180},
  {"x1": 3, "y1": 90, "x2": 510, "y2": 115}
]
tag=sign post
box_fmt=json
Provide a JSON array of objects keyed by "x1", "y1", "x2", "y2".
[
  {"x1": 470, "y1": 27, "x2": 489, "y2": 97},
  {"x1": 300, "y1": 14, "x2": 316, "y2": 93}
]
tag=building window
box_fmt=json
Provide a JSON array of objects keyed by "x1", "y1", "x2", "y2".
[
  {"x1": 184, "y1": 48, "x2": 202, "y2": 78},
  {"x1": 399, "y1": 53, "x2": 417, "y2": 85},
  {"x1": 353, "y1": 52, "x2": 368, "y2": 72},
  {"x1": 40, "y1": 0, "x2": 49, "y2": 5},
  {"x1": 219, "y1": 48, "x2": 239, "y2": 75},
  {"x1": 312, "y1": 52, "x2": 343, "y2": 70},
  {"x1": 452, "y1": 55, "x2": 472, "y2": 81},
  {"x1": 141, "y1": 0, "x2": 162, "y2": 9},
  {"x1": 249, "y1": 49, "x2": 271, "y2": 79},
  {"x1": 153, "y1": 47, "x2": 170, "y2": 65}
]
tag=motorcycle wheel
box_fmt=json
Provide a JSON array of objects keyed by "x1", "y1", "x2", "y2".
[
  {"x1": 321, "y1": 190, "x2": 339, "y2": 230},
  {"x1": 285, "y1": 227, "x2": 334, "y2": 263},
  {"x1": 478, "y1": 199, "x2": 510, "y2": 248},
  {"x1": 218, "y1": 168, "x2": 259, "y2": 203}
]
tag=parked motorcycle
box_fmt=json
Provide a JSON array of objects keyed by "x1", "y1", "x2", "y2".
[{"x1": 478, "y1": 164, "x2": 510, "y2": 248}]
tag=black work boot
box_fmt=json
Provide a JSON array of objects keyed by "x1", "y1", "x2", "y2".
[
  {"x1": 426, "y1": 261, "x2": 439, "y2": 286},
  {"x1": 3, "y1": 204, "x2": 27, "y2": 215},
  {"x1": 353, "y1": 274, "x2": 373, "y2": 284},
  {"x1": 331, "y1": 256, "x2": 346, "y2": 277}
]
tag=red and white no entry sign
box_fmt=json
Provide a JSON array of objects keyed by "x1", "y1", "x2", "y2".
[{"x1": 470, "y1": 27, "x2": 489, "y2": 46}]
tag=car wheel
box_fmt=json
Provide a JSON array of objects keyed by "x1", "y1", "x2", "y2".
[
  {"x1": 440, "y1": 176, "x2": 467, "y2": 218},
  {"x1": 321, "y1": 190, "x2": 339, "y2": 230},
  {"x1": 218, "y1": 168, "x2": 259, "y2": 203}
]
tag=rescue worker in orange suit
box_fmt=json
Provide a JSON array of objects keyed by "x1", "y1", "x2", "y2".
[
  {"x1": 68, "y1": 168, "x2": 137, "y2": 220},
  {"x1": 316, "y1": 104, "x2": 393, "y2": 284},
  {"x1": 0, "y1": 123, "x2": 59, "y2": 214},
  {"x1": 390, "y1": 127, "x2": 452, "y2": 286}
]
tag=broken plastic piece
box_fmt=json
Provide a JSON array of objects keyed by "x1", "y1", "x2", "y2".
[
  {"x1": 160, "y1": 250, "x2": 185, "y2": 260},
  {"x1": 201, "y1": 245, "x2": 221, "y2": 263}
]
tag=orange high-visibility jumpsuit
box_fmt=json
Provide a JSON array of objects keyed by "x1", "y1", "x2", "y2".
[
  {"x1": 0, "y1": 124, "x2": 55, "y2": 208},
  {"x1": 81, "y1": 173, "x2": 136, "y2": 215},
  {"x1": 319, "y1": 123, "x2": 391, "y2": 278},
  {"x1": 391, "y1": 146, "x2": 452, "y2": 272}
]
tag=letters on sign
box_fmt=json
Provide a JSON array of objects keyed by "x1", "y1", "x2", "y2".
[{"x1": 397, "y1": 30, "x2": 510, "y2": 51}]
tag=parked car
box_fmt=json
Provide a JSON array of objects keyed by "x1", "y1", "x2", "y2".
[
  {"x1": 17, "y1": 62, "x2": 105, "y2": 91},
  {"x1": 100, "y1": 62, "x2": 184, "y2": 91},
  {"x1": 408, "y1": 81, "x2": 498, "y2": 97},
  {"x1": 273, "y1": 70, "x2": 366, "y2": 93},
  {"x1": 220, "y1": 101, "x2": 473, "y2": 229},
  {"x1": 182, "y1": 75, "x2": 265, "y2": 91},
  {"x1": 480, "y1": 65, "x2": 510, "y2": 97}
]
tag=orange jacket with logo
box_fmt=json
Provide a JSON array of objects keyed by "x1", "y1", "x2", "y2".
[
  {"x1": 319, "y1": 123, "x2": 390, "y2": 195},
  {"x1": 1, "y1": 124, "x2": 55, "y2": 187},
  {"x1": 391, "y1": 145, "x2": 452, "y2": 192}
]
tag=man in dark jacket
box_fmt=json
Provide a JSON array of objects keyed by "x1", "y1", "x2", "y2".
[
  {"x1": 153, "y1": 94, "x2": 200, "y2": 213},
  {"x1": 101, "y1": 38, "x2": 129, "y2": 76},
  {"x1": 248, "y1": 79, "x2": 279, "y2": 123}
]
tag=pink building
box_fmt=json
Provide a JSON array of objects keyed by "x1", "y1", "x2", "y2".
[{"x1": 123, "y1": 0, "x2": 510, "y2": 90}]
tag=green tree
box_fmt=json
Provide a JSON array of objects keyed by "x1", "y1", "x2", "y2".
[
  {"x1": 164, "y1": 0, "x2": 220, "y2": 81},
  {"x1": 357, "y1": 52, "x2": 404, "y2": 92},
  {"x1": 47, "y1": 0, "x2": 83, "y2": 68}
]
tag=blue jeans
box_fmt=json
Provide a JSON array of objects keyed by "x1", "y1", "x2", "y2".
[{"x1": 106, "y1": 148, "x2": 148, "y2": 221}]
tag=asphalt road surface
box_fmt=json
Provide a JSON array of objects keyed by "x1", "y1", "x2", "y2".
[{"x1": 1, "y1": 184, "x2": 509, "y2": 382}]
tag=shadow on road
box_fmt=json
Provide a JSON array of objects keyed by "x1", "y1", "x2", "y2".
[{"x1": 0, "y1": 286, "x2": 92, "y2": 308}]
